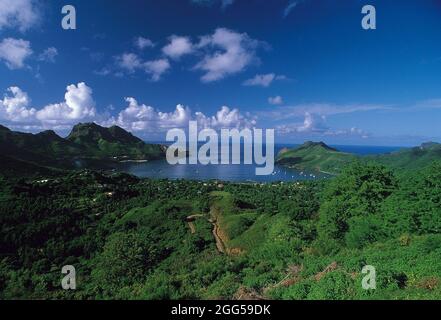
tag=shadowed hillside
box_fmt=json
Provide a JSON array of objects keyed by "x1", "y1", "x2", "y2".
[{"x1": 0, "y1": 123, "x2": 166, "y2": 176}]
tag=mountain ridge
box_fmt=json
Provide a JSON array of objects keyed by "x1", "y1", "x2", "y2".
[
  {"x1": 276, "y1": 141, "x2": 355, "y2": 174},
  {"x1": 0, "y1": 123, "x2": 166, "y2": 176},
  {"x1": 277, "y1": 141, "x2": 441, "y2": 174}
]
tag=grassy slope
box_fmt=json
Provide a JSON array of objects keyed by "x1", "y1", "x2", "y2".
[
  {"x1": 276, "y1": 142, "x2": 356, "y2": 174},
  {"x1": 205, "y1": 190, "x2": 441, "y2": 300},
  {"x1": 277, "y1": 142, "x2": 441, "y2": 174},
  {"x1": 211, "y1": 191, "x2": 269, "y2": 254},
  {"x1": 269, "y1": 235, "x2": 441, "y2": 300},
  {"x1": 1, "y1": 172, "x2": 440, "y2": 300},
  {"x1": 372, "y1": 143, "x2": 441, "y2": 171}
]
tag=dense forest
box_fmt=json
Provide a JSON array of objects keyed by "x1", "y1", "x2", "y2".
[
  {"x1": 1, "y1": 159, "x2": 440, "y2": 300},
  {"x1": 0, "y1": 123, "x2": 165, "y2": 175},
  {"x1": 277, "y1": 140, "x2": 441, "y2": 175}
]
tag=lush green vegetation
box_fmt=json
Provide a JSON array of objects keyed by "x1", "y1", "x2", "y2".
[
  {"x1": 1, "y1": 159, "x2": 440, "y2": 300},
  {"x1": 1, "y1": 125, "x2": 440, "y2": 300},
  {"x1": 277, "y1": 141, "x2": 441, "y2": 175},
  {"x1": 371, "y1": 142, "x2": 441, "y2": 171},
  {"x1": 276, "y1": 141, "x2": 356, "y2": 174},
  {"x1": 66, "y1": 123, "x2": 165, "y2": 160},
  {"x1": 0, "y1": 123, "x2": 165, "y2": 177}
]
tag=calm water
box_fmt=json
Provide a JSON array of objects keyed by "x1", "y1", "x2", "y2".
[{"x1": 117, "y1": 144, "x2": 402, "y2": 182}]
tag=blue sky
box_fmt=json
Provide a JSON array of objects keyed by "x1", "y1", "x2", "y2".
[{"x1": 1, "y1": 0, "x2": 441, "y2": 146}]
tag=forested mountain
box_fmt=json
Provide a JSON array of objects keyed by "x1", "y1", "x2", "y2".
[
  {"x1": 276, "y1": 141, "x2": 356, "y2": 174},
  {"x1": 373, "y1": 142, "x2": 441, "y2": 170},
  {"x1": 0, "y1": 123, "x2": 165, "y2": 175},
  {"x1": 66, "y1": 123, "x2": 165, "y2": 159},
  {"x1": 277, "y1": 141, "x2": 441, "y2": 174}
]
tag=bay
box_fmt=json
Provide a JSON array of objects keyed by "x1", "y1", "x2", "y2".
[{"x1": 117, "y1": 144, "x2": 402, "y2": 182}]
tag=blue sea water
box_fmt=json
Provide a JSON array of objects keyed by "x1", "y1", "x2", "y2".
[{"x1": 117, "y1": 144, "x2": 402, "y2": 182}]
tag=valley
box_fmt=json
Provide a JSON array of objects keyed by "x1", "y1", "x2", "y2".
[{"x1": 1, "y1": 123, "x2": 441, "y2": 300}]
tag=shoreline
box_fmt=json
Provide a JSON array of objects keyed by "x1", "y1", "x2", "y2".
[{"x1": 119, "y1": 159, "x2": 149, "y2": 163}]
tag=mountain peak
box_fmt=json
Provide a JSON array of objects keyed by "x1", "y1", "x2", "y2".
[
  {"x1": 70, "y1": 122, "x2": 102, "y2": 132},
  {"x1": 67, "y1": 122, "x2": 109, "y2": 142},
  {"x1": 0, "y1": 123, "x2": 164, "y2": 166},
  {"x1": 67, "y1": 122, "x2": 143, "y2": 145},
  {"x1": 299, "y1": 141, "x2": 338, "y2": 152},
  {"x1": 108, "y1": 125, "x2": 142, "y2": 144},
  {"x1": 36, "y1": 130, "x2": 62, "y2": 140}
]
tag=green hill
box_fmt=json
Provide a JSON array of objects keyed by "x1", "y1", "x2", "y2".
[
  {"x1": 66, "y1": 123, "x2": 165, "y2": 160},
  {"x1": 277, "y1": 141, "x2": 441, "y2": 174},
  {"x1": 373, "y1": 142, "x2": 441, "y2": 170},
  {"x1": 0, "y1": 123, "x2": 165, "y2": 174},
  {"x1": 2, "y1": 164, "x2": 441, "y2": 300},
  {"x1": 276, "y1": 141, "x2": 356, "y2": 174},
  {"x1": 0, "y1": 124, "x2": 80, "y2": 168}
]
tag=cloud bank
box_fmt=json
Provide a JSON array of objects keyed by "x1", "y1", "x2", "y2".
[{"x1": 0, "y1": 82, "x2": 255, "y2": 135}]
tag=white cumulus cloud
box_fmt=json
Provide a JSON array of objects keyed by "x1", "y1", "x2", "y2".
[
  {"x1": 144, "y1": 59, "x2": 171, "y2": 81},
  {"x1": 36, "y1": 82, "x2": 96, "y2": 122},
  {"x1": 195, "y1": 28, "x2": 262, "y2": 82},
  {"x1": 0, "y1": 86, "x2": 36, "y2": 122},
  {"x1": 196, "y1": 106, "x2": 256, "y2": 129},
  {"x1": 115, "y1": 53, "x2": 142, "y2": 73},
  {"x1": 0, "y1": 83, "x2": 255, "y2": 135},
  {"x1": 0, "y1": 0, "x2": 40, "y2": 32},
  {"x1": 111, "y1": 97, "x2": 191, "y2": 132},
  {"x1": 0, "y1": 38, "x2": 33, "y2": 69},
  {"x1": 163, "y1": 36, "x2": 194, "y2": 60},
  {"x1": 108, "y1": 97, "x2": 255, "y2": 133}
]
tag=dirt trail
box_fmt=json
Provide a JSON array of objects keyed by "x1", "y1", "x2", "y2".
[
  {"x1": 185, "y1": 214, "x2": 205, "y2": 234},
  {"x1": 185, "y1": 202, "x2": 229, "y2": 255},
  {"x1": 188, "y1": 221, "x2": 196, "y2": 234},
  {"x1": 212, "y1": 219, "x2": 226, "y2": 254},
  {"x1": 210, "y1": 206, "x2": 228, "y2": 254}
]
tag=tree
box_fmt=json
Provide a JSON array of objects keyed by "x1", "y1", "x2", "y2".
[
  {"x1": 91, "y1": 232, "x2": 158, "y2": 293},
  {"x1": 318, "y1": 162, "x2": 397, "y2": 243}
]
